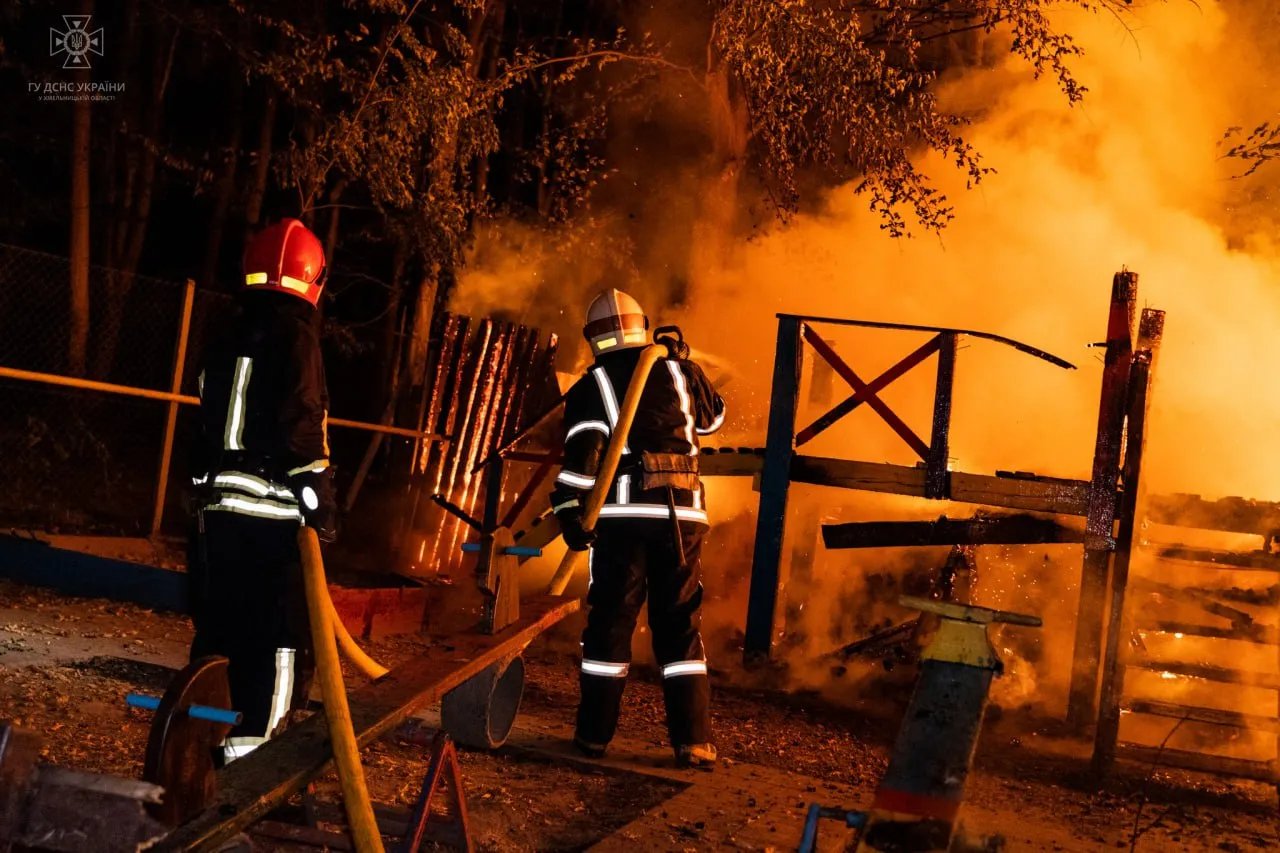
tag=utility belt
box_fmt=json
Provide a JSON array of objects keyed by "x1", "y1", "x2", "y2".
[
  {"x1": 611, "y1": 452, "x2": 704, "y2": 566},
  {"x1": 196, "y1": 453, "x2": 304, "y2": 523},
  {"x1": 210, "y1": 452, "x2": 291, "y2": 485},
  {"x1": 616, "y1": 452, "x2": 700, "y2": 493}
]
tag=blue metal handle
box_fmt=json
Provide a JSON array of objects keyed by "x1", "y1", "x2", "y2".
[
  {"x1": 187, "y1": 705, "x2": 243, "y2": 725},
  {"x1": 460, "y1": 543, "x2": 543, "y2": 558},
  {"x1": 798, "y1": 803, "x2": 822, "y2": 853},
  {"x1": 127, "y1": 693, "x2": 242, "y2": 726},
  {"x1": 126, "y1": 693, "x2": 161, "y2": 711}
]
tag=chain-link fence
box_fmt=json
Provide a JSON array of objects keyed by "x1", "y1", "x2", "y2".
[{"x1": 0, "y1": 243, "x2": 426, "y2": 538}]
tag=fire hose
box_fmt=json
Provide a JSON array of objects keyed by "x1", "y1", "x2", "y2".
[
  {"x1": 298, "y1": 526, "x2": 386, "y2": 853},
  {"x1": 546, "y1": 343, "x2": 666, "y2": 596}
]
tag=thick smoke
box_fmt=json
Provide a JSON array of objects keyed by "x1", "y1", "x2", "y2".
[{"x1": 461, "y1": 2, "x2": 1280, "y2": 726}]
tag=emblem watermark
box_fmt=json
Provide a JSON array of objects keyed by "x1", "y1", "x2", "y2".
[
  {"x1": 26, "y1": 14, "x2": 124, "y2": 101},
  {"x1": 50, "y1": 15, "x2": 103, "y2": 69}
]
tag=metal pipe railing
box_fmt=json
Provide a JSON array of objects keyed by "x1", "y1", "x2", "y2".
[{"x1": 0, "y1": 364, "x2": 446, "y2": 441}]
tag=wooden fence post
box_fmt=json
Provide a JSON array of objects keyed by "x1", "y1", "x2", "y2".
[
  {"x1": 1068, "y1": 271, "x2": 1137, "y2": 728},
  {"x1": 1092, "y1": 308, "x2": 1164, "y2": 774},
  {"x1": 744, "y1": 316, "x2": 803, "y2": 665}
]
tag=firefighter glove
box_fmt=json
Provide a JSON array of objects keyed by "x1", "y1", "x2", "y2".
[
  {"x1": 558, "y1": 512, "x2": 597, "y2": 552},
  {"x1": 292, "y1": 467, "x2": 339, "y2": 543}
]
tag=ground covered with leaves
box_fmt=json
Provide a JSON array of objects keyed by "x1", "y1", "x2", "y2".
[{"x1": 2, "y1": 580, "x2": 1278, "y2": 851}]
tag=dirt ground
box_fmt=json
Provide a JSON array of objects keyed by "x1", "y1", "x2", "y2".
[{"x1": 2, "y1": 579, "x2": 1279, "y2": 851}]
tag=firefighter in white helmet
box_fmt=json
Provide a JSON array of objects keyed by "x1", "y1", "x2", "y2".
[
  {"x1": 549, "y1": 288, "x2": 727, "y2": 768},
  {"x1": 187, "y1": 218, "x2": 337, "y2": 764}
]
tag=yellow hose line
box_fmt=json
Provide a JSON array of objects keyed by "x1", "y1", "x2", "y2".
[
  {"x1": 328, "y1": 598, "x2": 390, "y2": 680},
  {"x1": 298, "y1": 527, "x2": 385, "y2": 853},
  {"x1": 547, "y1": 344, "x2": 665, "y2": 595}
]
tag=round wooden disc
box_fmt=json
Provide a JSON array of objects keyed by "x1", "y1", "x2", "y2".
[{"x1": 142, "y1": 655, "x2": 234, "y2": 826}]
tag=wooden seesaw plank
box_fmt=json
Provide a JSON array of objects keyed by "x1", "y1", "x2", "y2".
[{"x1": 155, "y1": 595, "x2": 580, "y2": 852}]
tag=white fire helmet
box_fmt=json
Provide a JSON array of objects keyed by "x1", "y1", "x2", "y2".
[{"x1": 583, "y1": 289, "x2": 649, "y2": 354}]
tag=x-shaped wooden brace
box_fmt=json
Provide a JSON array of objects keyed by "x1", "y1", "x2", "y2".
[{"x1": 797, "y1": 326, "x2": 937, "y2": 459}]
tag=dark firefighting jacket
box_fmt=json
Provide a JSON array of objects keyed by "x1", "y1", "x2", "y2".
[
  {"x1": 550, "y1": 347, "x2": 726, "y2": 525},
  {"x1": 193, "y1": 292, "x2": 330, "y2": 522}
]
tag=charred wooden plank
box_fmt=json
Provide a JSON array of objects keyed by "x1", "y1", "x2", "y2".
[
  {"x1": 1128, "y1": 578, "x2": 1259, "y2": 626},
  {"x1": 1148, "y1": 547, "x2": 1280, "y2": 572},
  {"x1": 925, "y1": 333, "x2": 957, "y2": 500},
  {"x1": 951, "y1": 472, "x2": 1092, "y2": 517},
  {"x1": 789, "y1": 456, "x2": 1091, "y2": 516},
  {"x1": 1122, "y1": 699, "x2": 1280, "y2": 733},
  {"x1": 1115, "y1": 743, "x2": 1277, "y2": 784},
  {"x1": 157, "y1": 596, "x2": 580, "y2": 852},
  {"x1": 822, "y1": 515, "x2": 1083, "y2": 549},
  {"x1": 1146, "y1": 493, "x2": 1280, "y2": 536},
  {"x1": 1137, "y1": 620, "x2": 1276, "y2": 645},
  {"x1": 1123, "y1": 657, "x2": 1280, "y2": 690},
  {"x1": 699, "y1": 453, "x2": 765, "y2": 477}
]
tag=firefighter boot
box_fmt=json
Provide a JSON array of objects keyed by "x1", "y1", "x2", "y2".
[
  {"x1": 675, "y1": 742, "x2": 717, "y2": 769},
  {"x1": 572, "y1": 734, "x2": 608, "y2": 759}
]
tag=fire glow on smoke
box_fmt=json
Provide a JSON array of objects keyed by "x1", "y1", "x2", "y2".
[{"x1": 460, "y1": 1, "x2": 1280, "y2": 753}]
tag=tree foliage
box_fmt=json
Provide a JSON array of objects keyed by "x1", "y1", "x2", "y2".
[
  {"x1": 1223, "y1": 119, "x2": 1280, "y2": 178},
  {"x1": 705, "y1": 0, "x2": 1116, "y2": 235}
]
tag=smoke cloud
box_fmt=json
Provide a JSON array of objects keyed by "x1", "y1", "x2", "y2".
[{"x1": 458, "y1": 1, "x2": 1280, "y2": 731}]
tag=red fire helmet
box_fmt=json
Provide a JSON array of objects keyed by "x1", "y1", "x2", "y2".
[{"x1": 242, "y1": 218, "x2": 327, "y2": 307}]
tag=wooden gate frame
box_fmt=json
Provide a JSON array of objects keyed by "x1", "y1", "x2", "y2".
[{"x1": 744, "y1": 281, "x2": 1160, "y2": 734}]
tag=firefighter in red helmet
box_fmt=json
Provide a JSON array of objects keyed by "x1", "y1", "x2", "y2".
[
  {"x1": 187, "y1": 218, "x2": 336, "y2": 763},
  {"x1": 550, "y1": 288, "x2": 726, "y2": 768}
]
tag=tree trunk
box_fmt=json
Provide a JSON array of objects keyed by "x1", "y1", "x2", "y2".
[
  {"x1": 323, "y1": 178, "x2": 347, "y2": 262},
  {"x1": 93, "y1": 25, "x2": 178, "y2": 379},
  {"x1": 199, "y1": 61, "x2": 246, "y2": 289},
  {"x1": 101, "y1": 0, "x2": 139, "y2": 271},
  {"x1": 380, "y1": 238, "x2": 408, "y2": 398},
  {"x1": 68, "y1": 34, "x2": 92, "y2": 377},
  {"x1": 244, "y1": 89, "x2": 277, "y2": 234},
  {"x1": 408, "y1": 267, "x2": 439, "y2": 388},
  {"x1": 427, "y1": 0, "x2": 502, "y2": 314}
]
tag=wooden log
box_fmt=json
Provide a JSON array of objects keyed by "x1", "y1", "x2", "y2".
[
  {"x1": 1123, "y1": 699, "x2": 1280, "y2": 734},
  {"x1": 822, "y1": 515, "x2": 1084, "y2": 549},
  {"x1": 156, "y1": 596, "x2": 580, "y2": 852},
  {"x1": 1115, "y1": 743, "x2": 1277, "y2": 784}
]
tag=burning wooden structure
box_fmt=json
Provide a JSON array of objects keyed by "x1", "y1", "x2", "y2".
[{"x1": 727, "y1": 273, "x2": 1165, "y2": 736}]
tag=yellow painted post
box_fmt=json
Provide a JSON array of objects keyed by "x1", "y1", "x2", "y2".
[{"x1": 150, "y1": 279, "x2": 196, "y2": 538}]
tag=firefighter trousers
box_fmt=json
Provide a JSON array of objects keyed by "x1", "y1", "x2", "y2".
[
  {"x1": 576, "y1": 519, "x2": 711, "y2": 749},
  {"x1": 188, "y1": 510, "x2": 314, "y2": 761}
]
